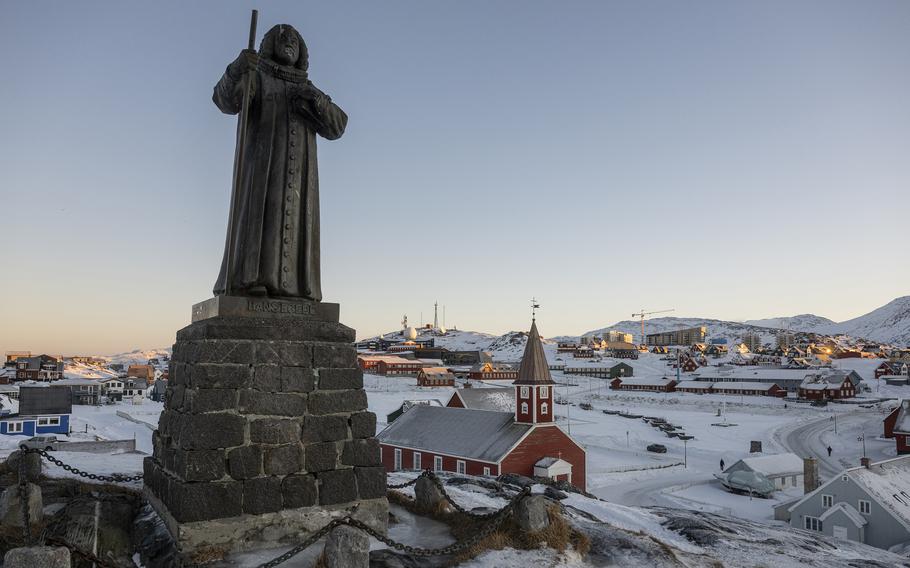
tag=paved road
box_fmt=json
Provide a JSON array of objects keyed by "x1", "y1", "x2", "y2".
[{"x1": 777, "y1": 410, "x2": 891, "y2": 481}]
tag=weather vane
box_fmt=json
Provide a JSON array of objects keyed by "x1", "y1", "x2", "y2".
[{"x1": 531, "y1": 297, "x2": 540, "y2": 321}]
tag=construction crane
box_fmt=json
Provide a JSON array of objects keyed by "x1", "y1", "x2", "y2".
[{"x1": 631, "y1": 308, "x2": 675, "y2": 346}]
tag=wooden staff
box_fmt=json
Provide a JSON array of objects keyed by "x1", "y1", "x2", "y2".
[{"x1": 225, "y1": 9, "x2": 258, "y2": 295}]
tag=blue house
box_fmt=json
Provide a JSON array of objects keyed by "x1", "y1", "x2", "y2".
[
  {"x1": 0, "y1": 414, "x2": 70, "y2": 436},
  {"x1": 0, "y1": 386, "x2": 72, "y2": 437}
]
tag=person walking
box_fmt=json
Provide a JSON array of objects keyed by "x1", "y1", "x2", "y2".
[
  {"x1": 720, "y1": 459, "x2": 725, "y2": 471},
  {"x1": 827, "y1": 446, "x2": 833, "y2": 457}
]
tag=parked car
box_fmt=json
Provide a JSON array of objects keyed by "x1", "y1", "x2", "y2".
[
  {"x1": 646, "y1": 444, "x2": 667, "y2": 453},
  {"x1": 715, "y1": 470, "x2": 775, "y2": 498},
  {"x1": 579, "y1": 403, "x2": 594, "y2": 411},
  {"x1": 20, "y1": 435, "x2": 62, "y2": 451}
]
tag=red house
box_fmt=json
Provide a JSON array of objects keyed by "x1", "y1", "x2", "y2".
[
  {"x1": 710, "y1": 382, "x2": 787, "y2": 397},
  {"x1": 884, "y1": 404, "x2": 902, "y2": 439},
  {"x1": 378, "y1": 320, "x2": 586, "y2": 489},
  {"x1": 610, "y1": 377, "x2": 677, "y2": 393},
  {"x1": 468, "y1": 362, "x2": 519, "y2": 381},
  {"x1": 877, "y1": 361, "x2": 908, "y2": 379},
  {"x1": 798, "y1": 374, "x2": 857, "y2": 400},
  {"x1": 417, "y1": 367, "x2": 455, "y2": 387},
  {"x1": 892, "y1": 400, "x2": 910, "y2": 454}
]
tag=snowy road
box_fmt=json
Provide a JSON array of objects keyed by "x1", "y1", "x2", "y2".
[
  {"x1": 593, "y1": 470, "x2": 705, "y2": 507},
  {"x1": 776, "y1": 408, "x2": 893, "y2": 481}
]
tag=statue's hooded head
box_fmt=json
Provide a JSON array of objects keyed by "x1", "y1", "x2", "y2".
[{"x1": 260, "y1": 24, "x2": 308, "y2": 72}]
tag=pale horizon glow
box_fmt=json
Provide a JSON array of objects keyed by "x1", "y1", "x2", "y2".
[{"x1": 2, "y1": 1, "x2": 908, "y2": 355}]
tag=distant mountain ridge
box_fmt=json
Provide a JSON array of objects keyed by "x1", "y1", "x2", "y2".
[
  {"x1": 820, "y1": 296, "x2": 910, "y2": 346},
  {"x1": 586, "y1": 296, "x2": 910, "y2": 347}
]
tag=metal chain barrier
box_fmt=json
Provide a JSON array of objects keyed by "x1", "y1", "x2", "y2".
[
  {"x1": 386, "y1": 471, "x2": 424, "y2": 489},
  {"x1": 12, "y1": 449, "x2": 528, "y2": 566},
  {"x1": 256, "y1": 518, "x2": 347, "y2": 568},
  {"x1": 22, "y1": 448, "x2": 144, "y2": 483},
  {"x1": 257, "y1": 485, "x2": 531, "y2": 567},
  {"x1": 424, "y1": 471, "x2": 505, "y2": 519},
  {"x1": 389, "y1": 469, "x2": 510, "y2": 519}
]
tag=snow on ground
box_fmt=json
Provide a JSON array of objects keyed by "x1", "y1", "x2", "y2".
[
  {"x1": 105, "y1": 348, "x2": 172, "y2": 367},
  {"x1": 0, "y1": 400, "x2": 163, "y2": 481},
  {"x1": 64, "y1": 361, "x2": 121, "y2": 380},
  {"x1": 367, "y1": 350, "x2": 910, "y2": 525},
  {"x1": 2, "y1": 347, "x2": 905, "y2": 532}
]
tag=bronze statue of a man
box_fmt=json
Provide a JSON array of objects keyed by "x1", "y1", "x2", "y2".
[{"x1": 213, "y1": 24, "x2": 347, "y2": 301}]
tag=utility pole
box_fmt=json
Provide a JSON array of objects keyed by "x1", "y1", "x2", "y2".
[{"x1": 683, "y1": 438, "x2": 688, "y2": 468}]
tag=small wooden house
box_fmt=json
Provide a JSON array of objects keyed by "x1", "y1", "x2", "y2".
[{"x1": 417, "y1": 367, "x2": 456, "y2": 387}]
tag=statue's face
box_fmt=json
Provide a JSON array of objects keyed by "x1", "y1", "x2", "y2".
[{"x1": 275, "y1": 29, "x2": 300, "y2": 65}]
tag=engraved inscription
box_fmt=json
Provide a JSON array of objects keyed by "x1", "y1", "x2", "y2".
[{"x1": 246, "y1": 299, "x2": 316, "y2": 316}]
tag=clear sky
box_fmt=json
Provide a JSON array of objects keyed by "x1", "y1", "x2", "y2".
[{"x1": 2, "y1": 1, "x2": 908, "y2": 355}]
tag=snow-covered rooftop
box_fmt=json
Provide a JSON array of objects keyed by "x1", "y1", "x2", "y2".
[
  {"x1": 711, "y1": 382, "x2": 780, "y2": 391},
  {"x1": 819, "y1": 502, "x2": 867, "y2": 527},
  {"x1": 737, "y1": 453, "x2": 804, "y2": 477},
  {"x1": 848, "y1": 455, "x2": 910, "y2": 532},
  {"x1": 450, "y1": 388, "x2": 514, "y2": 412},
  {"x1": 377, "y1": 405, "x2": 531, "y2": 463}
]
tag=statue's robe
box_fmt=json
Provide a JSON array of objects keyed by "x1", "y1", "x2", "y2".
[{"x1": 212, "y1": 62, "x2": 347, "y2": 300}]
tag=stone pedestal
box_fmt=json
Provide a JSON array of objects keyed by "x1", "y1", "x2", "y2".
[{"x1": 144, "y1": 297, "x2": 387, "y2": 560}]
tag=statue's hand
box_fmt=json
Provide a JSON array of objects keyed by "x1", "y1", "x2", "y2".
[
  {"x1": 293, "y1": 85, "x2": 330, "y2": 113},
  {"x1": 229, "y1": 49, "x2": 259, "y2": 77}
]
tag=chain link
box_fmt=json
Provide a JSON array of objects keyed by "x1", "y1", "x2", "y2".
[
  {"x1": 21, "y1": 448, "x2": 144, "y2": 483},
  {"x1": 256, "y1": 485, "x2": 531, "y2": 567},
  {"x1": 386, "y1": 471, "x2": 424, "y2": 489},
  {"x1": 256, "y1": 519, "x2": 345, "y2": 568},
  {"x1": 424, "y1": 472, "x2": 505, "y2": 519}
]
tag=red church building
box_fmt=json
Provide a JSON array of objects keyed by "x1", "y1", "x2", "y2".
[{"x1": 377, "y1": 319, "x2": 587, "y2": 489}]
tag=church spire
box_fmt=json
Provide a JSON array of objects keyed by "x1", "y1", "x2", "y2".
[{"x1": 514, "y1": 319, "x2": 554, "y2": 385}]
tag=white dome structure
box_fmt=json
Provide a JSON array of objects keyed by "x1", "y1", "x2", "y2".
[
  {"x1": 404, "y1": 327, "x2": 418, "y2": 340},
  {"x1": 438, "y1": 326, "x2": 447, "y2": 335}
]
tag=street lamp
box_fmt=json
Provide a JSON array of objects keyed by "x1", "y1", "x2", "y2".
[
  {"x1": 858, "y1": 431, "x2": 866, "y2": 458},
  {"x1": 683, "y1": 438, "x2": 688, "y2": 469}
]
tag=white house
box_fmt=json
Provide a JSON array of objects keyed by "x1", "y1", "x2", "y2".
[
  {"x1": 724, "y1": 453, "x2": 804, "y2": 491},
  {"x1": 100, "y1": 377, "x2": 125, "y2": 401}
]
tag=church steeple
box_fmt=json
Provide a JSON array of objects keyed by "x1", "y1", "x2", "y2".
[{"x1": 514, "y1": 318, "x2": 554, "y2": 424}]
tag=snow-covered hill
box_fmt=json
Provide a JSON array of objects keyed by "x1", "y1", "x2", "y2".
[
  {"x1": 363, "y1": 326, "x2": 559, "y2": 362},
  {"x1": 105, "y1": 348, "x2": 172, "y2": 367},
  {"x1": 745, "y1": 314, "x2": 836, "y2": 332},
  {"x1": 583, "y1": 297, "x2": 910, "y2": 347},
  {"x1": 377, "y1": 471, "x2": 910, "y2": 568},
  {"x1": 744, "y1": 297, "x2": 910, "y2": 346},
  {"x1": 821, "y1": 296, "x2": 910, "y2": 346},
  {"x1": 583, "y1": 318, "x2": 780, "y2": 347}
]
